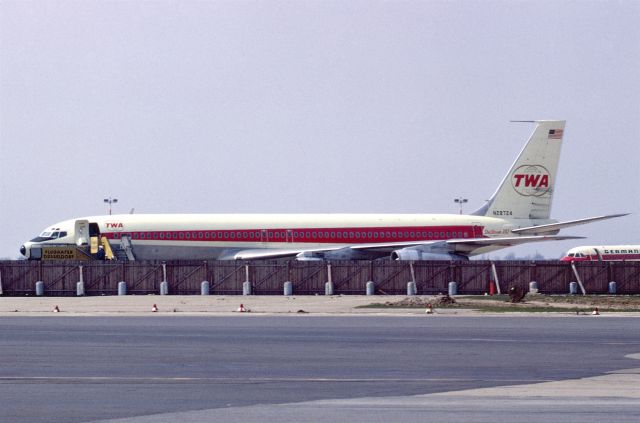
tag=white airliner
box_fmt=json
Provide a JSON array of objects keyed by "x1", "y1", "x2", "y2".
[
  {"x1": 561, "y1": 245, "x2": 640, "y2": 262},
  {"x1": 20, "y1": 120, "x2": 626, "y2": 261}
]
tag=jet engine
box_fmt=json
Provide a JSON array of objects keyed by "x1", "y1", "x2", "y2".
[{"x1": 390, "y1": 247, "x2": 468, "y2": 261}]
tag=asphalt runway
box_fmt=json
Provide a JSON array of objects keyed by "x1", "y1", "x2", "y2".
[{"x1": 1, "y1": 316, "x2": 639, "y2": 422}]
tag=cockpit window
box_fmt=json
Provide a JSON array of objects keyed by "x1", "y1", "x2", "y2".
[
  {"x1": 30, "y1": 230, "x2": 68, "y2": 242},
  {"x1": 568, "y1": 253, "x2": 575, "y2": 257},
  {"x1": 30, "y1": 236, "x2": 54, "y2": 242}
]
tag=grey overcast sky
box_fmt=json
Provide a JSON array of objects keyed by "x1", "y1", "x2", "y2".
[{"x1": 1, "y1": 0, "x2": 638, "y2": 260}]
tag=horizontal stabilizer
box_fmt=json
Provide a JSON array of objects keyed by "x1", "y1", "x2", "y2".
[{"x1": 511, "y1": 213, "x2": 629, "y2": 235}]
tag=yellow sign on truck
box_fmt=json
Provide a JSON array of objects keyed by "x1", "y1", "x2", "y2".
[{"x1": 42, "y1": 247, "x2": 90, "y2": 261}]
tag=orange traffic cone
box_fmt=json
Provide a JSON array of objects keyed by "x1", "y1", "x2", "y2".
[
  {"x1": 53, "y1": 305, "x2": 60, "y2": 313},
  {"x1": 237, "y1": 304, "x2": 246, "y2": 312},
  {"x1": 592, "y1": 307, "x2": 599, "y2": 315},
  {"x1": 152, "y1": 304, "x2": 158, "y2": 312},
  {"x1": 425, "y1": 303, "x2": 433, "y2": 314}
]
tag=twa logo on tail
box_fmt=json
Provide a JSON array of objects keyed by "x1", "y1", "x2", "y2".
[{"x1": 511, "y1": 165, "x2": 550, "y2": 197}]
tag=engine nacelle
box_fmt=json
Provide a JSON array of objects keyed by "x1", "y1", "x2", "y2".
[
  {"x1": 295, "y1": 249, "x2": 373, "y2": 261},
  {"x1": 390, "y1": 248, "x2": 468, "y2": 261},
  {"x1": 295, "y1": 251, "x2": 325, "y2": 261}
]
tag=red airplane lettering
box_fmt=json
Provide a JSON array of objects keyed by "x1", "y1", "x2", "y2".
[
  {"x1": 106, "y1": 222, "x2": 124, "y2": 228},
  {"x1": 513, "y1": 174, "x2": 549, "y2": 188},
  {"x1": 524, "y1": 174, "x2": 540, "y2": 187}
]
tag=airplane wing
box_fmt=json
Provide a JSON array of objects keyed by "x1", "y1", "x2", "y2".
[
  {"x1": 444, "y1": 235, "x2": 584, "y2": 254},
  {"x1": 511, "y1": 213, "x2": 628, "y2": 235},
  {"x1": 230, "y1": 235, "x2": 585, "y2": 260}
]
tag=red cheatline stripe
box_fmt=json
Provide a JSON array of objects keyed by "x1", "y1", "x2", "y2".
[{"x1": 103, "y1": 225, "x2": 482, "y2": 244}]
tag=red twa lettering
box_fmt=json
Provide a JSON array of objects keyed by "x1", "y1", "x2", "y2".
[
  {"x1": 539, "y1": 174, "x2": 548, "y2": 187},
  {"x1": 513, "y1": 174, "x2": 549, "y2": 188},
  {"x1": 524, "y1": 174, "x2": 540, "y2": 187},
  {"x1": 106, "y1": 222, "x2": 124, "y2": 228}
]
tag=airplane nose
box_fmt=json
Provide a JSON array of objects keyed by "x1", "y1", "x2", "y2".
[{"x1": 20, "y1": 245, "x2": 26, "y2": 256}]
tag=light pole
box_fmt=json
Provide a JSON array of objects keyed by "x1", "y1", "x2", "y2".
[
  {"x1": 454, "y1": 197, "x2": 468, "y2": 215},
  {"x1": 104, "y1": 197, "x2": 118, "y2": 215}
]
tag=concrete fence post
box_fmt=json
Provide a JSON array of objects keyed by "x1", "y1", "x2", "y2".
[
  {"x1": 76, "y1": 265, "x2": 84, "y2": 296},
  {"x1": 76, "y1": 282, "x2": 85, "y2": 297},
  {"x1": 325, "y1": 282, "x2": 334, "y2": 296},
  {"x1": 243, "y1": 265, "x2": 252, "y2": 295},
  {"x1": 35, "y1": 281, "x2": 44, "y2": 296},
  {"x1": 325, "y1": 263, "x2": 334, "y2": 295},
  {"x1": 366, "y1": 281, "x2": 375, "y2": 296}
]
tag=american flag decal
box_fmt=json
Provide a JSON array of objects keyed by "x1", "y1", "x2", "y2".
[{"x1": 548, "y1": 129, "x2": 563, "y2": 139}]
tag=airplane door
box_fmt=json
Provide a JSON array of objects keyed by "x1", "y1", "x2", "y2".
[
  {"x1": 471, "y1": 224, "x2": 483, "y2": 238},
  {"x1": 75, "y1": 220, "x2": 90, "y2": 246}
]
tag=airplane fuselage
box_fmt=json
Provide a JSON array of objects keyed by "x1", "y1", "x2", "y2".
[
  {"x1": 20, "y1": 213, "x2": 551, "y2": 261},
  {"x1": 560, "y1": 245, "x2": 640, "y2": 262}
]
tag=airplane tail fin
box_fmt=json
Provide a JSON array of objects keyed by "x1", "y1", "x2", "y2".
[{"x1": 472, "y1": 120, "x2": 565, "y2": 220}]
